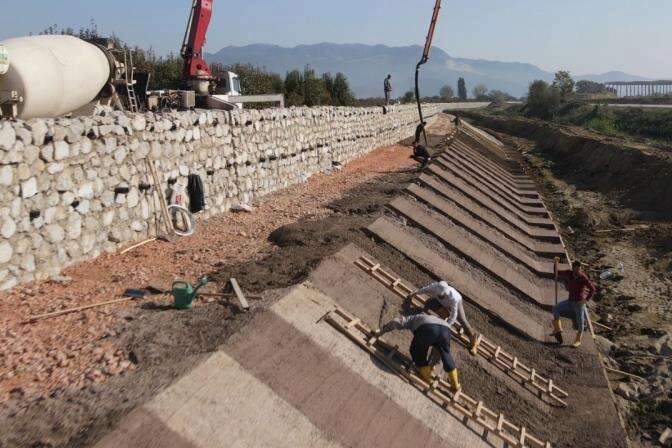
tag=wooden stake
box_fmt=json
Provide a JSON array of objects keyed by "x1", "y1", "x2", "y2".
[
  {"x1": 553, "y1": 257, "x2": 560, "y2": 306},
  {"x1": 605, "y1": 366, "x2": 645, "y2": 381},
  {"x1": 229, "y1": 278, "x2": 250, "y2": 310},
  {"x1": 146, "y1": 158, "x2": 174, "y2": 236},
  {"x1": 120, "y1": 238, "x2": 157, "y2": 255},
  {"x1": 23, "y1": 296, "x2": 139, "y2": 324}
]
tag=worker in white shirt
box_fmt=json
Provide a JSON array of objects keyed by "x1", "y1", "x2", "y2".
[
  {"x1": 378, "y1": 313, "x2": 461, "y2": 391},
  {"x1": 408, "y1": 280, "x2": 480, "y2": 355}
]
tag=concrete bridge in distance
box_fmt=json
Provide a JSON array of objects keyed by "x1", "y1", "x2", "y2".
[{"x1": 605, "y1": 80, "x2": 672, "y2": 98}]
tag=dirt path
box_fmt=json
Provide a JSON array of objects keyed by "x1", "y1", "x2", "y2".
[{"x1": 486, "y1": 128, "x2": 672, "y2": 447}]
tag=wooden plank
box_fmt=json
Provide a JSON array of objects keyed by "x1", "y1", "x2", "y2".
[{"x1": 229, "y1": 278, "x2": 250, "y2": 310}]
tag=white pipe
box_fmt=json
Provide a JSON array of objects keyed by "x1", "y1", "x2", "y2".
[{"x1": 0, "y1": 35, "x2": 111, "y2": 119}]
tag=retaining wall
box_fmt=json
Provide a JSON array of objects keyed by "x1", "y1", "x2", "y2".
[{"x1": 0, "y1": 104, "x2": 445, "y2": 289}]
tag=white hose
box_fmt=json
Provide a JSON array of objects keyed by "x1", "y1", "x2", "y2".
[{"x1": 167, "y1": 204, "x2": 196, "y2": 237}]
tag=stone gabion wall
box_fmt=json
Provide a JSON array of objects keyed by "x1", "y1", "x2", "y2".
[{"x1": 0, "y1": 103, "x2": 445, "y2": 289}]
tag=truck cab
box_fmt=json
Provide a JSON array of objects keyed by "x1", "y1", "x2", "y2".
[{"x1": 214, "y1": 71, "x2": 242, "y2": 108}]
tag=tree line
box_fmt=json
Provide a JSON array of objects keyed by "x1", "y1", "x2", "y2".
[{"x1": 35, "y1": 23, "x2": 356, "y2": 107}]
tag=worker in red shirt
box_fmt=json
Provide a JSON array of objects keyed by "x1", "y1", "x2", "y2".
[{"x1": 550, "y1": 260, "x2": 596, "y2": 348}]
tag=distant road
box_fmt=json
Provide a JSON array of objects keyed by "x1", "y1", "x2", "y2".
[
  {"x1": 443, "y1": 102, "x2": 491, "y2": 110},
  {"x1": 594, "y1": 103, "x2": 672, "y2": 110}
]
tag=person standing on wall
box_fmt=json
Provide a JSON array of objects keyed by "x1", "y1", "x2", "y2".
[
  {"x1": 550, "y1": 261, "x2": 596, "y2": 348},
  {"x1": 384, "y1": 74, "x2": 392, "y2": 105}
]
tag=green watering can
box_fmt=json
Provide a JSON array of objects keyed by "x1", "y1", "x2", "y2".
[{"x1": 172, "y1": 276, "x2": 209, "y2": 309}]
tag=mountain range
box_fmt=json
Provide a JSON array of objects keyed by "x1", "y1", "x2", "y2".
[{"x1": 206, "y1": 43, "x2": 650, "y2": 99}]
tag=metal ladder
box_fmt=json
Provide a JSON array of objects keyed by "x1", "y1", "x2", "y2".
[{"x1": 123, "y1": 50, "x2": 139, "y2": 113}]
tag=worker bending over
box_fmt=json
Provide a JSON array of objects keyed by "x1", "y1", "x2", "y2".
[
  {"x1": 411, "y1": 143, "x2": 431, "y2": 168},
  {"x1": 550, "y1": 261, "x2": 596, "y2": 348},
  {"x1": 378, "y1": 313, "x2": 460, "y2": 391},
  {"x1": 408, "y1": 281, "x2": 480, "y2": 355}
]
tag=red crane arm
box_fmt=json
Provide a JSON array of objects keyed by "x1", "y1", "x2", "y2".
[
  {"x1": 422, "y1": 0, "x2": 442, "y2": 62},
  {"x1": 181, "y1": 0, "x2": 214, "y2": 80}
]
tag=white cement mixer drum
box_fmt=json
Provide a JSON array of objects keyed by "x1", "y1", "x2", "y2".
[
  {"x1": 0, "y1": 44, "x2": 8, "y2": 75},
  {"x1": 0, "y1": 35, "x2": 111, "y2": 119}
]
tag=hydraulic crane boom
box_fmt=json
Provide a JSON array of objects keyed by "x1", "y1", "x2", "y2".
[
  {"x1": 415, "y1": 0, "x2": 442, "y2": 145},
  {"x1": 181, "y1": 0, "x2": 216, "y2": 94}
]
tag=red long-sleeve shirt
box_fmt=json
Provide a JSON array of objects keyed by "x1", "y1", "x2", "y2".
[{"x1": 557, "y1": 270, "x2": 596, "y2": 302}]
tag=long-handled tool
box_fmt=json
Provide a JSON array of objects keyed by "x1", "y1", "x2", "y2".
[
  {"x1": 553, "y1": 257, "x2": 560, "y2": 306},
  {"x1": 146, "y1": 157, "x2": 175, "y2": 238}
]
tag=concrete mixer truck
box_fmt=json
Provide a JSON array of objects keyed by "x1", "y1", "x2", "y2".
[
  {"x1": 0, "y1": 0, "x2": 283, "y2": 120},
  {"x1": 0, "y1": 35, "x2": 136, "y2": 120}
]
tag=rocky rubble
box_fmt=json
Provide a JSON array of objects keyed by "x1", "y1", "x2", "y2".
[{"x1": 0, "y1": 104, "x2": 443, "y2": 290}]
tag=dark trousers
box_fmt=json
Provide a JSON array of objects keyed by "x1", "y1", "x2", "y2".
[{"x1": 410, "y1": 324, "x2": 456, "y2": 372}]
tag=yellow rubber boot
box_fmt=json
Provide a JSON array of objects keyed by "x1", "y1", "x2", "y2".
[
  {"x1": 447, "y1": 369, "x2": 461, "y2": 392},
  {"x1": 572, "y1": 332, "x2": 583, "y2": 348},
  {"x1": 418, "y1": 366, "x2": 434, "y2": 384},
  {"x1": 550, "y1": 319, "x2": 563, "y2": 344},
  {"x1": 469, "y1": 334, "x2": 480, "y2": 356}
]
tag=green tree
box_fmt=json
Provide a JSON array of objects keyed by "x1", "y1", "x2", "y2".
[
  {"x1": 526, "y1": 80, "x2": 561, "y2": 119},
  {"x1": 284, "y1": 70, "x2": 304, "y2": 106},
  {"x1": 302, "y1": 66, "x2": 329, "y2": 106},
  {"x1": 485, "y1": 90, "x2": 516, "y2": 105},
  {"x1": 439, "y1": 85, "x2": 454, "y2": 100},
  {"x1": 552, "y1": 70, "x2": 575, "y2": 100},
  {"x1": 457, "y1": 77, "x2": 467, "y2": 100},
  {"x1": 472, "y1": 84, "x2": 488, "y2": 100},
  {"x1": 328, "y1": 72, "x2": 356, "y2": 106},
  {"x1": 576, "y1": 80, "x2": 607, "y2": 94},
  {"x1": 400, "y1": 90, "x2": 416, "y2": 104}
]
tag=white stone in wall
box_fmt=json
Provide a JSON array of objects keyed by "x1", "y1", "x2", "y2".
[
  {"x1": 1, "y1": 219, "x2": 16, "y2": 239},
  {"x1": 47, "y1": 163, "x2": 64, "y2": 174},
  {"x1": 0, "y1": 124, "x2": 15, "y2": 150},
  {"x1": 77, "y1": 183, "x2": 94, "y2": 200},
  {"x1": 81, "y1": 138, "x2": 92, "y2": 155},
  {"x1": 21, "y1": 177, "x2": 38, "y2": 198},
  {"x1": 20, "y1": 254, "x2": 36, "y2": 273},
  {"x1": 141, "y1": 199, "x2": 150, "y2": 220},
  {"x1": 126, "y1": 189, "x2": 139, "y2": 208},
  {"x1": 45, "y1": 224, "x2": 65, "y2": 243},
  {"x1": 102, "y1": 210, "x2": 115, "y2": 226},
  {"x1": 0, "y1": 166, "x2": 13, "y2": 186},
  {"x1": 24, "y1": 145, "x2": 40, "y2": 164},
  {"x1": 81, "y1": 233, "x2": 96, "y2": 254},
  {"x1": 114, "y1": 147, "x2": 127, "y2": 163},
  {"x1": 61, "y1": 192, "x2": 75, "y2": 207},
  {"x1": 54, "y1": 141, "x2": 69, "y2": 161},
  {"x1": 40, "y1": 143, "x2": 54, "y2": 162},
  {"x1": 132, "y1": 115, "x2": 146, "y2": 132},
  {"x1": 76, "y1": 200, "x2": 90, "y2": 214}
]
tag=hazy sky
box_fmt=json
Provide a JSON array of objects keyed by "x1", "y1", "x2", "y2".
[{"x1": 1, "y1": 0, "x2": 670, "y2": 78}]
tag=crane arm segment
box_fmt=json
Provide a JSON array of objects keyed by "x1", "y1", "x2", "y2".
[{"x1": 181, "y1": 0, "x2": 214, "y2": 81}]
